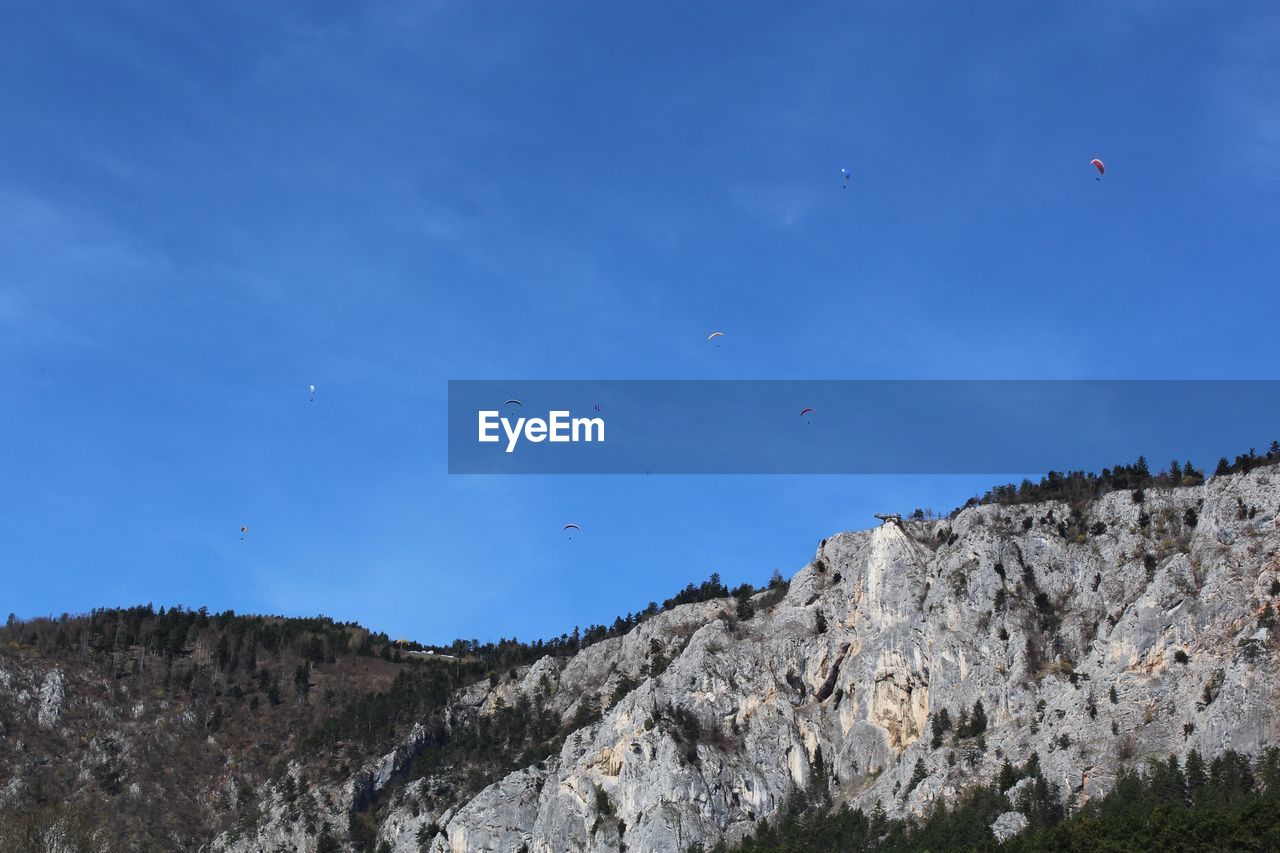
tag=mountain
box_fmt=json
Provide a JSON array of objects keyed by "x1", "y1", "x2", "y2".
[{"x1": 2, "y1": 460, "x2": 1279, "y2": 852}]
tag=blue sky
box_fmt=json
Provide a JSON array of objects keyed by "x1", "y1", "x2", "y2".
[{"x1": 2, "y1": 2, "x2": 1278, "y2": 643}]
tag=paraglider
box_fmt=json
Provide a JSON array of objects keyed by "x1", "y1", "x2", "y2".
[
  {"x1": 563, "y1": 522, "x2": 580, "y2": 540},
  {"x1": 800, "y1": 407, "x2": 815, "y2": 424},
  {"x1": 707, "y1": 331, "x2": 725, "y2": 348},
  {"x1": 1090, "y1": 159, "x2": 1105, "y2": 180},
  {"x1": 308, "y1": 384, "x2": 315, "y2": 402},
  {"x1": 240, "y1": 525, "x2": 249, "y2": 541},
  {"x1": 841, "y1": 168, "x2": 850, "y2": 189},
  {"x1": 594, "y1": 403, "x2": 601, "y2": 412}
]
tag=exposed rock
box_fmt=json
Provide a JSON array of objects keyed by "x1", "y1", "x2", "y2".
[
  {"x1": 991, "y1": 809, "x2": 1028, "y2": 841},
  {"x1": 37, "y1": 669, "x2": 64, "y2": 730},
  {"x1": 374, "y1": 468, "x2": 1280, "y2": 851},
  {"x1": 189, "y1": 469, "x2": 1280, "y2": 850},
  {"x1": 432, "y1": 765, "x2": 546, "y2": 853}
]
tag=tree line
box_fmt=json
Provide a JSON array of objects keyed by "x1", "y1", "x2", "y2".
[
  {"x1": 919, "y1": 440, "x2": 1280, "y2": 520},
  {"x1": 709, "y1": 747, "x2": 1280, "y2": 852}
]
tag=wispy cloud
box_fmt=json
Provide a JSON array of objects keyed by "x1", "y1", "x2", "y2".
[
  {"x1": 1211, "y1": 15, "x2": 1280, "y2": 183},
  {"x1": 730, "y1": 182, "x2": 822, "y2": 230},
  {"x1": 0, "y1": 187, "x2": 164, "y2": 350}
]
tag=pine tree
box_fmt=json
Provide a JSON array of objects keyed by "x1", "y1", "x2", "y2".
[
  {"x1": 931, "y1": 708, "x2": 952, "y2": 749},
  {"x1": 1150, "y1": 754, "x2": 1186, "y2": 804},
  {"x1": 905, "y1": 758, "x2": 927, "y2": 795},
  {"x1": 294, "y1": 665, "x2": 311, "y2": 700},
  {"x1": 1185, "y1": 748, "x2": 1207, "y2": 801},
  {"x1": 317, "y1": 825, "x2": 341, "y2": 853},
  {"x1": 1135, "y1": 455, "x2": 1150, "y2": 478},
  {"x1": 1259, "y1": 747, "x2": 1280, "y2": 792},
  {"x1": 970, "y1": 700, "x2": 988, "y2": 735},
  {"x1": 997, "y1": 759, "x2": 1019, "y2": 792}
]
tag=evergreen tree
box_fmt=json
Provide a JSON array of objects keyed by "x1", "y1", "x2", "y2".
[
  {"x1": 905, "y1": 758, "x2": 927, "y2": 795},
  {"x1": 294, "y1": 665, "x2": 311, "y2": 700},
  {"x1": 1185, "y1": 748, "x2": 1207, "y2": 800},
  {"x1": 1135, "y1": 456, "x2": 1150, "y2": 478},
  {"x1": 931, "y1": 708, "x2": 952, "y2": 749},
  {"x1": 970, "y1": 700, "x2": 988, "y2": 735}
]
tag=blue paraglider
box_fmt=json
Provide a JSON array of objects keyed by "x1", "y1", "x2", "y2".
[{"x1": 841, "y1": 168, "x2": 850, "y2": 189}]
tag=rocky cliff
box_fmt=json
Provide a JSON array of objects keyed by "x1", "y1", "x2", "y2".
[{"x1": 209, "y1": 467, "x2": 1280, "y2": 852}]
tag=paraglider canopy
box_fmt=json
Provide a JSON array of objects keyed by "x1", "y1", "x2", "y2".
[
  {"x1": 563, "y1": 523, "x2": 581, "y2": 531},
  {"x1": 1090, "y1": 158, "x2": 1105, "y2": 178},
  {"x1": 308, "y1": 384, "x2": 315, "y2": 401},
  {"x1": 707, "y1": 331, "x2": 725, "y2": 341},
  {"x1": 504, "y1": 399, "x2": 523, "y2": 407},
  {"x1": 800, "y1": 407, "x2": 815, "y2": 417}
]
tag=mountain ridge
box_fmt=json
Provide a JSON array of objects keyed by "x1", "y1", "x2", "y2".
[{"x1": 3, "y1": 459, "x2": 1279, "y2": 851}]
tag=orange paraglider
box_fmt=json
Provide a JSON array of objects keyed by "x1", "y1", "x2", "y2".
[{"x1": 1090, "y1": 159, "x2": 1105, "y2": 180}]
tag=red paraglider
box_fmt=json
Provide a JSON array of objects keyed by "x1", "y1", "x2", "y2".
[{"x1": 1090, "y1": 159, "x2": 1105, "y2": 179}]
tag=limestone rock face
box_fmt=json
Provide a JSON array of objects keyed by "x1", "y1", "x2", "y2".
[
  {"x1": 431, "y1": 766, "x2": 547, "y2": 853},
  {"x1": 223, "y1": 468, "x2": 1280, "y2": 851},
  {"x1": 37, "y1": 669, "x2": 64, "y2": 730},
  {"x1": 991, "y1": 810, "x2": 1029, "y2": 841}
]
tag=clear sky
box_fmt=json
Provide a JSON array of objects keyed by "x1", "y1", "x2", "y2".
[{"x1": 2, "y1": 2, "x2": 1277, "y2": 643}]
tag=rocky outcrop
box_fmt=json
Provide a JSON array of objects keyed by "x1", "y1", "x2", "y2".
[
  {"x1": 229, "y1": 468, "x2": 1280, "y2": 851},
  {"x1": 991, "y1": 810, "x2": 1028, "y2": 841},
  {"x1": 37, "y1": 669, "x2": 64, "y2": 730}
]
